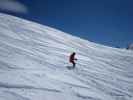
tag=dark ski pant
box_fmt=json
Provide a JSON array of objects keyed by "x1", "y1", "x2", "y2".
[{"x1": 70, "y1": 61, "x2": 76, "y2": 68}]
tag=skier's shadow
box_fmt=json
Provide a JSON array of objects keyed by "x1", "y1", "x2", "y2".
[{"x1": 66, "y1": 66, "x2": 74, "y2": 70}]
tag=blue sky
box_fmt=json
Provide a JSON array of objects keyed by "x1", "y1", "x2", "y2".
[{"x1": 0, "y1": 0, "x2": 133, "y2": 48}]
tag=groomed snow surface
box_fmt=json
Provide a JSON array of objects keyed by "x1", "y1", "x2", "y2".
[{"x1": 0, "y1": 13, "x2": 133, "y2": 100}]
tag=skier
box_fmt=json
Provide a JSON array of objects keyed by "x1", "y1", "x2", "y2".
[{"x1": 69, "y1": 52, "x2": 77, "y2": 68}]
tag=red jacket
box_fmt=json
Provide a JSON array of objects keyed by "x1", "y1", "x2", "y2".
[{"x1": 69, "y1": 53, "x2": 75, "y2": 62}]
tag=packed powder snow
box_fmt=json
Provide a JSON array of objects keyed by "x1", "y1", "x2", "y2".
[{"x1": 0, "y1": 13, "x2": 133, "y2": 100}]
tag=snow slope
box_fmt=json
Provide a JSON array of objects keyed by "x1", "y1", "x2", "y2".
[{"x1": 0, "y1": 13, "x2": 133, "y2": 100}]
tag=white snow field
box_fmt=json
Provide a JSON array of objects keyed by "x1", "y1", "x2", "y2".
[{"x1": 0, "y1": 13, "x2": 133, "y2": 100}]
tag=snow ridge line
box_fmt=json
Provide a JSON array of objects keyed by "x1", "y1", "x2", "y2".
[{"x1": 0, "y1": 82, "x2": 61, "y2": 93}]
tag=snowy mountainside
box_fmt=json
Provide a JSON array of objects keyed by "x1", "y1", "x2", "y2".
[{"x1": 0, "y1": 13, "x2": 133, "y2": 100}]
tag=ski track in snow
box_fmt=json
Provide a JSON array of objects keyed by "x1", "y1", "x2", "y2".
[{"x1": 0, "y1": 13, "x2": 133, "y2": 100}]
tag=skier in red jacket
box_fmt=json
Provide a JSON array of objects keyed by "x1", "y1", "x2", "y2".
[{"x1": 69, "y1": 52, "x2": 77, "y2": 68}]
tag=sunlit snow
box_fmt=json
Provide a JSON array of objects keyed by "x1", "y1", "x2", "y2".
[{"x1": 0, "y1": 13, "x2": 133, "y2": 100}]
